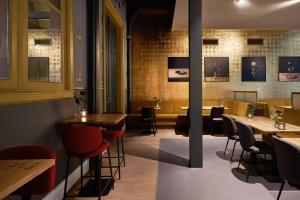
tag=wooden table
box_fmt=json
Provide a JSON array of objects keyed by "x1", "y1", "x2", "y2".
[
  {"x1": 275, "y1": 105, "x2": 293, "y2": 109},
  {"x1": 0, "y1": 159, "x2": 55, "y2": 200},
  {"x1": 58, "y1": 114, "x2": 127, "y2": 126},
  {"x1": 281, "y1": 138, "x2": 300, "y2": 147},
  {"x1": 223, "y1": 114, "x2": 300, "y2": 134}
]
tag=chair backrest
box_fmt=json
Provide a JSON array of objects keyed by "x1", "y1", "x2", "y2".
[
  {"x1": 61, "y1": 126, "x2": 102, "y2": 156},
  {"x1": 223, "y1": 115, "x2": 238, "y2": 138},
  {"x1": 186, "y1": 108, "x2": 190, "y2": 121},
  {"x1": 236, "y1": 122, "x2": 256, "y2": 149},
  {"x1": 0, "y1": 146, "x2": 56, "y2": 195},
  {"x1": 273, "y1": 136, "x2": 300, "y2": 185},
  {"x1": 210, "y1": 107, "x2": 224, "y2": 119},
  {"x1": 103, "y1": 112, "x2": 125, "y2": 130},
  {"x1": 141, "y1": 107, "x2": 155, "y2": 119}
]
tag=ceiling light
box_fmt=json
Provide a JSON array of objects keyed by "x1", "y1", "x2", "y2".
[{"x1": 234, "y1": 0, "x2": 250, "y2": 8}]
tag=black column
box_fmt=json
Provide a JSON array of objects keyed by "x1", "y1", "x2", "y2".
[
  {"x1": 189, "y1": 0, "x2": 203, "y2": 168},
  {"x1": 87, "y1": 0, "x2": 99, "y2": 114}
]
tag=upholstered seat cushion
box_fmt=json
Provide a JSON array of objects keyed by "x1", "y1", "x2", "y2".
[
  {"x1": 247, "y1": 141, "x2": 273, "y2": 154},
  {"x1": 102, "y1": 130, "x2": 124, "y2": 142},
  {"x1": 84, "y1": 141, "x2": 110, "y2": 157}
]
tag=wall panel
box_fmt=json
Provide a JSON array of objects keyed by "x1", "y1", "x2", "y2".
[{"x1": 132, "y1": 17, "x2": 300, "y2": 101}]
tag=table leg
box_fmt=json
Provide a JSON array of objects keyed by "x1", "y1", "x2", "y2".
[{"x1": 95, "y1": 156, "x2": 101, "y2": 199}]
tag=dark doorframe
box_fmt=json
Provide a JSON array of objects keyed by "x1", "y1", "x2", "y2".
[
  {"x1": 87, "y1": 0, "x2": 99, "y2": 114},
  {"x1": 189, "y1": 0, "x2": 203, "y2": 168}
]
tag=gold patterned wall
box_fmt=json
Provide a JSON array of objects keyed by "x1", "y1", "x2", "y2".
[
  {"x1": 28, "y1": 29, "x2": 62, "y2": 83},
  {"x1": 132, "y1": 17, "x2": 300, "y2": 101}
]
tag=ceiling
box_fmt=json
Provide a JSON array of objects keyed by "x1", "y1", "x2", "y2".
[
  {"x1": 173, "y1": 0, "x2": 300, "y2": 29},
  {"x1": 126, "y1": 0, "x2": 176, "y2": 28}
]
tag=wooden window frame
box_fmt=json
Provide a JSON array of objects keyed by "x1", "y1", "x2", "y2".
[
  {"x1": 0, "y1": 0, "x2": 73, "y2": 106},
  {"x1": 102, "y1": 0, "x2": 124, "y2": 112}
]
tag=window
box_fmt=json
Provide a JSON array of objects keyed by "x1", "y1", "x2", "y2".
[{"x1": 0, "y1": 0, "x2": 73, "y2": 106}]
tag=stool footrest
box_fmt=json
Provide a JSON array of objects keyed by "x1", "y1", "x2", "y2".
[{"x1": 78, "y1": 178, "x2": 115, "y2": 197}]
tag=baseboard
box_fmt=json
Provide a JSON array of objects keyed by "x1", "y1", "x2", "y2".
[{"x1": 42, "y1": 159, "x2": 89, "y2": 200}]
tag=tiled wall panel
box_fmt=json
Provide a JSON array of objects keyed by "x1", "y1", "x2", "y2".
[{"x1": 132, "y1": 17, "x2": 300, "y2": 101}]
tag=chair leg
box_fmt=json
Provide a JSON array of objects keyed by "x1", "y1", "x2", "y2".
[
  {"x1": 63, "y1": 155, "x2": 71, "y2": 200},
  {"x1": 121, "y1": 136, "x2": 125, "y2": 167},
  {"x1": 230, "y1": 140, "x2": 238, "y2": 164},
  {"x1": 277, "y1": 181, "x2": 285, "y2": 200},
  {"x1": 237, "y1": 149, "x2": 244, "y2": 172},
  {"x1": 95, "y1": 155, "x2": 102, "y2": 200},
  {"x1": 80, "y1": 158, "x2": 83, "y2": 189},
  {"x1": 107, "y1": 147, "x2": 113, "y2": 177},
  {"x1": 116, "y1": 138, "x2": 121, "y2": 180},
  {"x1": 224, "y1": 138, "x2": 230, "y2": 156},
  {"x1": 247, "y1": 163, "x2": 252, "y2": 182}
]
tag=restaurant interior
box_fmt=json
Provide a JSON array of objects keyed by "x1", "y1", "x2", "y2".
[{"x1": 1, "y1": 0, "x2": 300, "y2": 200}]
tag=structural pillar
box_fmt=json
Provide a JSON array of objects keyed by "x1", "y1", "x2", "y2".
[{"x1": 189, "y1": 0, "x2": 203, "y2": 168}]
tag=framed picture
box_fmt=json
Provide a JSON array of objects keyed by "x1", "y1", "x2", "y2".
[
  {"x1": 278, "y1": 57, "x2": 300, "y2": 82},
  {"x1": 242, "y1": 57, "x2": 266, "y2": 82},
  {"x1": 204, "y1": 57, "x2": 229, "y2": 82},
  {"x1": 168, "y1": 57, "x2": 189, "y2": 82}
]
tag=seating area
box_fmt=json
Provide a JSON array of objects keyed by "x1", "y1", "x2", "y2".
[{"x1": 1, "y1": 0, "x2": 300, "y2": 200}]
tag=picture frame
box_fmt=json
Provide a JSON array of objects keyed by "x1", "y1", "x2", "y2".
[
  {"x1": 168, "y1": 57, "x2": 189, "y2": 82},
  {"x1": 242, "y1": 57, "x2": 266, "y2": 82},
  {"x1": 204, "y1": 57, "x2": 229, "y2": 82},
  {"x1": 278, "y1": 57, "x2": 300, "y2": 82}
]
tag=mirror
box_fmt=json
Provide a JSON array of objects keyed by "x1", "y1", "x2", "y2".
[
  {"x1": 0, "y1": 0, "x2": 10, "y2": 80},
  {"x1": 28, "y1": 0, "x2": 62, "y2": 83}
]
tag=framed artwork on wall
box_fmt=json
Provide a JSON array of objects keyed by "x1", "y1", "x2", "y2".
[
  {"x1": 204, "y1": 57, "x2": 229, "y2": 82},
  {"x1": 278, "y1": 57, "x2": 300, "y2": 82},
  {"x1": 242, "y1": 57, "x2": 266, "y2": 82},
  {"x1": 168, "y1": 57, "x2": 189, "y2": 82}
]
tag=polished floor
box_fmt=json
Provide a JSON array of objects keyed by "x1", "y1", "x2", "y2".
[{"x1": 69, "y1": 129, "x2": 300, "y2": 200}]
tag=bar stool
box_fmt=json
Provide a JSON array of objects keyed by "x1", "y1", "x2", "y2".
[
  {"x1": 61, "y1": 126, "x2": 113, "y2": 199},
  {"x1": 0, "y1": 146, "x2": 56, "y2": 200},
  {"x1": 102, "y1": 112, "x2": 126, "y2": 180}
]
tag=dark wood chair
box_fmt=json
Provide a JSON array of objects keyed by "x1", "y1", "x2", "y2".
[
  {"x1": 272, "y1": 136, "x2": 300, "y2": 200},
  {"x1": 210, "y1": 107, "x2": 224, "y2": 135},
  {"x1": 223, "y1": 115, "x2": 239, "y2": 163},
  {"x1": 141, "y1": 107, "x2": 157, "y2": 136},
  {"x1": 236, "y1": 121, "x2": 274, "y2": 182}
]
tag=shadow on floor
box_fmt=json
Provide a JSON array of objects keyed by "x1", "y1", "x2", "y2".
[
  {"x1": 125, "y1": 141, "x2": 189, "y2": 167},
  {"x1": 158, "y1": 149, "x2": 189, "y2": 167},
  {"x1": 231, "y1": 163, "x2": 298, "y2": 192}
]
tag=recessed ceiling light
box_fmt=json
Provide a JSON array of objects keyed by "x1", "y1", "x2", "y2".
[{"x1": 234, "y1": 0, "x2": 250, "y2": 8}]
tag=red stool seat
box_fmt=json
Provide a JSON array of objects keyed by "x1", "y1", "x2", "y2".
[
  {"x1": 103, "y1": 130, "x2": 124, "y2": 142},
  {"x1": 83, "y1": 142, "x2": 110, "y2": 157}
]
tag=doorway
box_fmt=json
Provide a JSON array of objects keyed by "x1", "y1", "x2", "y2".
[
  {"x1": 103, "y1": 0, "x2": 124, "y2": 113},
  {"x1": 105, "y1": 15, "x2": 118, "y2": 112}
]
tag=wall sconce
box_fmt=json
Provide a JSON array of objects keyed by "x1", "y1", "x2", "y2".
[
  {"x1": 77, "y1": 72, "x2": 83, "y2": 84},
  {"x1": 76, "y1": 30, "x2": 83, "y2": 41}
]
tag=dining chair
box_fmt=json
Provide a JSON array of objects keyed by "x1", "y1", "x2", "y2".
[
  {"x1": 222, "y1": 115, "x2": 239, "y2": 163},
  {"x1": 0, "y1": 146, "x2": 56, "y2": 200},
  {"x1": 141, "y1": 107, "x2": 157, "y2": 135},
  {"x1": 236, "y1": 121, "x2": 274, "y2": 182},
  {"x1": 272, "y1": 136, "x2": 300, "y2": 200},
  {"x1": 101, "y1": 112, "x2": 126, "y2": 180},
  {"x1": 61, "y1": 126, "x2": 113, "y2": 199},
  {"x1": 210, "y1": 107, "x2": 224, "y2": 135}
]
